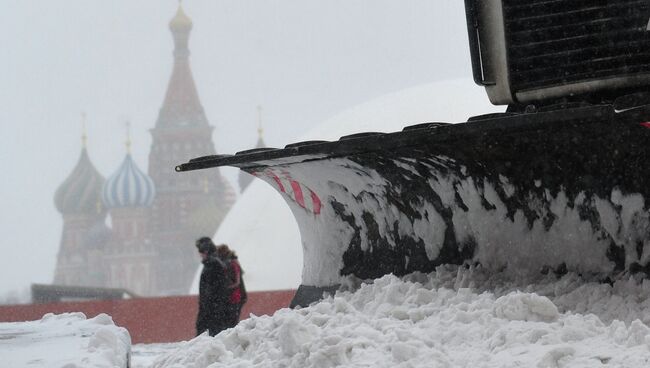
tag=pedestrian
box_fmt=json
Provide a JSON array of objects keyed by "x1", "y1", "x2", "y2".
[
  {"x1": 217, "y1": 244, "x2": 247, "y2": 328},
  {"x1": 195, "y1": 237, "x2": 229, "y2": 336}
]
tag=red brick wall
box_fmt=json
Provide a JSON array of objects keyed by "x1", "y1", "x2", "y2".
[{"x1": 0, "y1": 290, "x2": 295, "y2": 344}]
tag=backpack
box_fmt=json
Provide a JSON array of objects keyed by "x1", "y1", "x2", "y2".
[{"x1": 226, "y1": 258, "x2": 247, "y2": 305}]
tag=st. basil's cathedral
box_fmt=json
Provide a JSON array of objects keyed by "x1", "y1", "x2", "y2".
[{"x1": 52, "y1": 6, "x2": 259, "y2": 296}]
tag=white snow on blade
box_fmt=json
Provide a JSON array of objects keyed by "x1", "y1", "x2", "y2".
[
  {"x1": 414, "y1": 201, "x2": 447, "y2": 261},
  {"x1": 0, "y1": 312, "x2": 131, "y2": 368},
  {"x1": 497, "y1": 175, "x2": 514, "y2": 198},
  {"x1": 269, "y1": 160, "x2": 379, "y2": 286},
  {"x1": 391, "y1": 159, "x2": 421, "y2": 177},
  {"x1": 453, "y1": 180, "x2": 613, "y2": 276},
  {"x1": 262, "y1": 158, "x2": 440, "y2": 286},
  {"x1": 454, "y1": 183, "x2": 649, "y2": 278},
  {"x1": 148, "y1": 266, "x2": 650, "y2": 368},
  {"x1": 261, "y1": 150, "x2": 650, "y2": 288}
]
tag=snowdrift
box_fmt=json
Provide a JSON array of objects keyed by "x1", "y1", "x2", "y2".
[
  {"x1": 154, "y1": 267, "x2": 650, "y2": 367},
  {"x1": 0, "y1": 312, "x2": 131, "y2": 368}
]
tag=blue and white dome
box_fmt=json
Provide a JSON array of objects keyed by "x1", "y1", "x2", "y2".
[{"x1": 102, "y1": 154, "x2": 155, "y2": 208}]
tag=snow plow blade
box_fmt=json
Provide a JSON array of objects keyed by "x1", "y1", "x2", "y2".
[{"x1": 177, "y1": 104, "x2": 650, "y2": 306}]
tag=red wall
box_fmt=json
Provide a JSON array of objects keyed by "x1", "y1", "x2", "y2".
[{"x1": 0, "y1": 290, "x2": 295, "y2": 344}]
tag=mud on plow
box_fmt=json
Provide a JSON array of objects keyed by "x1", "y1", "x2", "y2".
[{"x1": 177, "y1": 0, "x2": 650, "y2": 306}]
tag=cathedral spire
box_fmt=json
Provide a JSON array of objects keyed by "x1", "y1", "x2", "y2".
[
  {"x1": 125, "y1": 121, "x2": 132, "y2": 153},
  {"x1": 257, "y1": 105, "x2": 264, "y2": 139},
  {"x1": 155, "y1": 3, "x2": 206, "y2": 128},
  {"x1": 256, "y1": 105, "x2": 266, "y2": 148},
  {"x1": 81, "y1": 112, "x2": 88, "y2": 148},
  {"x1": 169, "y1": 3, "x2": 193, "y2": 60}
]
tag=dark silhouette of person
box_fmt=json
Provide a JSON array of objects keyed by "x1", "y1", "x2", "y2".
[{"x1": 195, "y1": 237, "x2": 229, "y2": 336}]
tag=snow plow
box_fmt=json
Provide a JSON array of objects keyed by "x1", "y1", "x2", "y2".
[{"x1": 177, "y1": 0, "x2": 650, "y2": 306}]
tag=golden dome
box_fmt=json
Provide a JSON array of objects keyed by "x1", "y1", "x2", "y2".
[{"x1": 169, "y1": 5, "x2": 192, "y2": 32}]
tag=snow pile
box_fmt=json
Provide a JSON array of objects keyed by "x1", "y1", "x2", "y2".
[
  {"x1": 152, "y1": 267, "x2": 650, "y2": 367},
  {"x1": 422, "y1": 265, "x2": 650, "y2": 326},
  {"x1": 0, "y1": 312, "x2": 131, "y2": 368}
]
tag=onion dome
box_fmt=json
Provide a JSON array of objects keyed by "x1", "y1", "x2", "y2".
[
  {"x1": 102, "y1": 154, "x2": 155, "y2": 208},
  {"x1": 54, "y1": 148, "x2": 106, "y2": 215},
  {"x1": 169, "y1": 4, "x2": 192, "y2": 32}
]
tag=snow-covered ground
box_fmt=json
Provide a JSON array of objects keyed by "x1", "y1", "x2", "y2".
[
  {"x1": 132, "y1": 266, "x2": 650, "y2": 367},
  {"x1": 0, "y1": 312, "x2": 130, "y2": 368},
  {"x1": 4, "y1": 267, "x2": 650, "y2": 367}
]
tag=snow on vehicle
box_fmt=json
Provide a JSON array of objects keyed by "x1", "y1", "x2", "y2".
[{"x1": 177, "y1": 0, "x2": 650, "y2": 307}]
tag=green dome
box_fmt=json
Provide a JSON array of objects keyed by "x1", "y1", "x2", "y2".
[{"x1": 54, "y1": 148, "x2": 106, "y2": 215}]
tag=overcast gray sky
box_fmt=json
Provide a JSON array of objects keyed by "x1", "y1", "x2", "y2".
[{"x1": 0, "y1": 0, "x2": 473, "y2": 298}]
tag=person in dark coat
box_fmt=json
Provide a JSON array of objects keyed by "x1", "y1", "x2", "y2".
[
  {"x1": 195, "y1": 237, "x2": 229, "y2": 336},
  {"x1": 217, "y1": 244, "x2": 247, "y2": 328}
]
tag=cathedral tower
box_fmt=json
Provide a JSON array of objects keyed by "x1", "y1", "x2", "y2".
[
  {"x1": 102, "y1": 131, "x2": 157, "y2": 296},
  {"x1": 53, "y1": 127, "x2": 108, "y2": 287},
  {"x1": 148, "y1": 5, "x2": 235, "y2": 294}
]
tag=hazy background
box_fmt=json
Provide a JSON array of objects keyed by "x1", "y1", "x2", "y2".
[{"x1": 0, "y1": 0, "x2": 474, "y2": 299}]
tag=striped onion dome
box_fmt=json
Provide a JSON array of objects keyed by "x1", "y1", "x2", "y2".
[
  {"x1": 102, "y1": 154, "x2": 155, "y2": 208},
  {"x1": 54, "y1": 148, "x2": 106, "y2": 215}
]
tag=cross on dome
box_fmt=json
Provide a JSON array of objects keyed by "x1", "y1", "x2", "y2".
[
  {"x1": 81, "y1": 112, "x2": 88, "y2": 148},
  {"x1": 125, "y1": 120, "x2": 132, "y2": 153}
]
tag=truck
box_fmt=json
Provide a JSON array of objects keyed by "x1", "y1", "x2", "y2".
[{"x1": 177, "y1": 0, "x2": 650, "y2": 307}]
